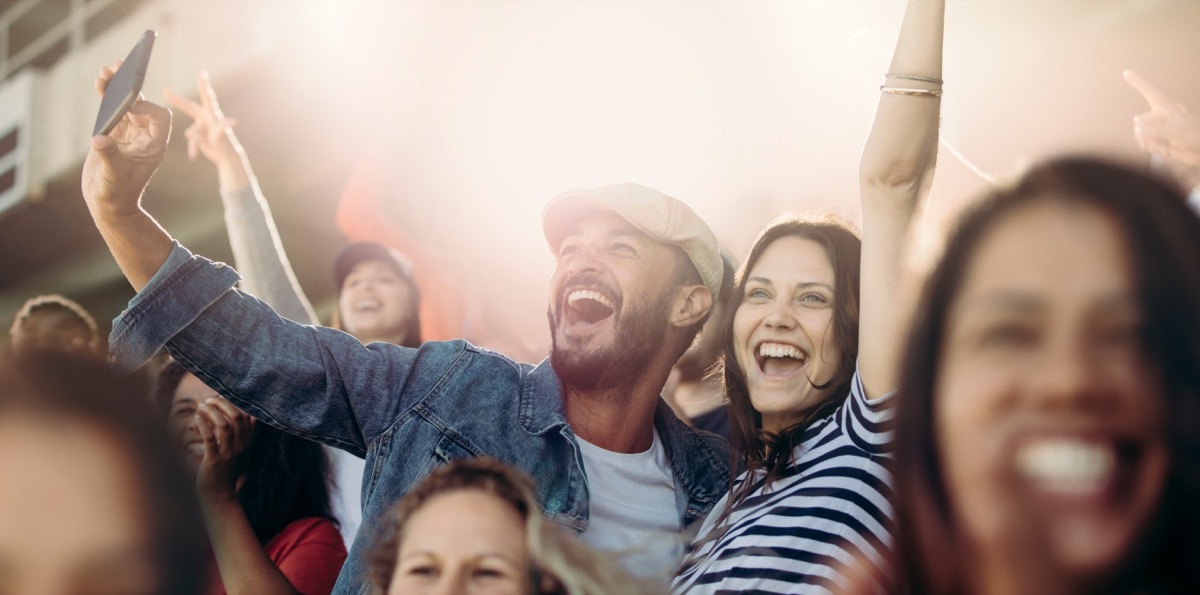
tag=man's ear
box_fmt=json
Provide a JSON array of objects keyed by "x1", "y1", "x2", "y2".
[{"x1": 669, "y1": 285, "x2": 713, "y2": 329}]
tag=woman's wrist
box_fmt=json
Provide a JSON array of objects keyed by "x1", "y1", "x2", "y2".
[{"x1": 198, "y1": 481, "x2": 240, "y2": 509}]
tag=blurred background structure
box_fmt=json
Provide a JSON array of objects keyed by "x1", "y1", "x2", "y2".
[{"x1": 1, "y1": 0, "x2": 1198, "y2": 357}]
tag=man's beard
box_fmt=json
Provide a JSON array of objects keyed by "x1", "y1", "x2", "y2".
[{"x1": 549, "y1": 290, "x2": 672, "y2": 392}]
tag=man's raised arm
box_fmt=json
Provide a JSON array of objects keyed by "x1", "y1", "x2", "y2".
[
  {"x1": 79, "y1": 62, "x2": 420, "y2": 458},
  {"x1": 81, "y1": 62, "x2": 176, "y2": 292}
]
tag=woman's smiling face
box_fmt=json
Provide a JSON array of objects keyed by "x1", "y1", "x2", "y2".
[
  {"x1": 732, "y1": 235, "x2": 840, "y2": 434},
  {"x1": 934, "y1": 199, "x2": 1169, "y2": 581}
]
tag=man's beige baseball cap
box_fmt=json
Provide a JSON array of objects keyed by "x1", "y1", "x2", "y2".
[{"x1": 542, "y1": 183, "x2": 723, "y2": 299}]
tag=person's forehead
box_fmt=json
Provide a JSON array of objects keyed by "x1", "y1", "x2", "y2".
[
  {"x1": 953, "y1": 201, "x2": 1134, "y2": 316},
  {"x1": 402, "y1": 489, "x2": 528, "y2": 547},
  {"x1": 749, "y1": 236, "x2": 835, "y2": 282},
  {"x1": 563, "y1": 209, "x2": 646, "y2": 240},
  {"x1": 173, "y1": 373, "x2": 220, "y2": 402},
  {"x1": 347, "y1": 259, "x2": 401, "y2": 277}
]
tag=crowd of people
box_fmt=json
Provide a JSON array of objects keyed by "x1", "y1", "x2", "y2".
[{"x1": 3, "y1": 0, "x2": 1200, "y2": 593}]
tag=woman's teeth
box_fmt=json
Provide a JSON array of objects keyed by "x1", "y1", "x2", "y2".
[
  {"x1": 756, "y1": 342, "x2": 807, "y2": 375},
  {"x1": 1015, "y1": 438, "x2": 1116, "y2": 496},
  {"x1": 354, "y1": 299, "x2": 381, "y2": 312},
  {"x1": 758, "y1": 342, "x2": 805, "y2": 361}
]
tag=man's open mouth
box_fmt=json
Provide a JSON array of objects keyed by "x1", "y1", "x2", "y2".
[{"x1": 563, "y1": 289, "x2": 616, "y2": 327}]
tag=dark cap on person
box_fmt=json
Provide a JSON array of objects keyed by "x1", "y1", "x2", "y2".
[
  {"x1": 542, "y1": 183, "x2": 723, "y2": 298},
  {"x1": 332, "y1": 242, "x2": 415, "y2": 291}
]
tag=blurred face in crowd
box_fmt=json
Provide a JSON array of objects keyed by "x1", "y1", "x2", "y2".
[
  {"x1": 548, "y1": 210, "x2": 684, "y2": 389},
  {"x1": 732, "y1": 236, "x2": 840, "y2": 433},
  {"x1": 339, "y1": 260, "x2": 417, "y2": 344},
  {"x1": 388, "y1": 489, "x2": 530, "y2": 595},
  {"x1": 168, "y1": 372, "x2": 227, "y2": 473},
  {"x1": 0, "y1": 415, "x2": 161, "y2": 595},
  {"x1": 934, "y1": 199, "x2": 1168, "y2": 583}
]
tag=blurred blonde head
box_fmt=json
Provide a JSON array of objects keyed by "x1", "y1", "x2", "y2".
[{"x1": 370, "y1": 457, "x2": 660, "y2": 595}]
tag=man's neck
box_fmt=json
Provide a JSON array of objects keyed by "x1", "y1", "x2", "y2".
[{"x1": 563, "y1": 368, "x2": 671, "y2": 454}]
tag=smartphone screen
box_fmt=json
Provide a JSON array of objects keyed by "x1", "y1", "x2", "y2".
[{"x1": 93, "y1": 30, "x2": 156, "y2": 137}]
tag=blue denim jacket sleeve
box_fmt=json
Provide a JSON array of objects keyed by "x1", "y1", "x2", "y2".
[
  {"x1": 109, "y1": 242, "x2": 232, "y2": 370},
  {"x1": 110, "y1": 241, "x2": 426, "y2": 457}
]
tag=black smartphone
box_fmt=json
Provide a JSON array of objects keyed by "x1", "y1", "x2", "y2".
[{"x1": 93, "y1": 30, "x2": 156, "y2": 137}]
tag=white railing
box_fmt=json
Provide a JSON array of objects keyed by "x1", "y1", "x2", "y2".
[{"x1": 0, "y1": 0, "x2": 131, "y2": 82}]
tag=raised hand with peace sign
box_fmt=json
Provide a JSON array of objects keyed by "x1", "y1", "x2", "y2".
[{"x1": 164, "y1": 71, "x2": 253, "y2": 192}]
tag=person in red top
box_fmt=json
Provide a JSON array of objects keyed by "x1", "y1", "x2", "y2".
[{"x1": 157, "y1": 359, "x2": 347, "y2": 595}]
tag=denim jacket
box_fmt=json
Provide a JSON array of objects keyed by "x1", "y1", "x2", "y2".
[{"x1": 110, "y1": 243, "x2": 730, "y2": 595}]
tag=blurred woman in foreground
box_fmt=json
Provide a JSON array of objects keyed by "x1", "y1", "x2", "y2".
[
  {"x1": 0, "y1": 351, "x2": 205, "y2": 595},
  {"x1": 889, "y1": 156, "x2": 1200, "y2": 594}
]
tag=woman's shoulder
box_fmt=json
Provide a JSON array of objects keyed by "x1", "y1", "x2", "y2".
[
  {"x1": 265, "y1": 517, "x2": 347, "y2": 595},
  {"x1": 823, "y1": 366, "x2": 895, "y2": 457}
]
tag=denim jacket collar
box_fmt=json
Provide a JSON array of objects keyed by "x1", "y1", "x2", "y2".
[
  {"x1": 518, "y1": 358, "x2": 570, "y2": 436},
  {"x1": 654, "y1": 399, "x2": 730, "y2": 525},
  {"x1": 517, "y1": 357, "x2": 729, "y2": 527}
]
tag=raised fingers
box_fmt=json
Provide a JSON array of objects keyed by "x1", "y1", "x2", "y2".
[
  {"x1": 194, "y1": 404, "x2": 222, "y2": 461},
  {"x1": 163, "y1": 87, "x2": 203, "y2": 120},
  {"x1": 203, "y1": 397, "x2": 254, "y2": 452},
  {"x1": 1124, "y1": 69, "x2": 1184, "y2": 114},
  {"x1": 198, "y1": 71, "x2": 224, "y2": 118},
  {"x1": 94, "y1": 62, "x2": 118, "y2": 97}
]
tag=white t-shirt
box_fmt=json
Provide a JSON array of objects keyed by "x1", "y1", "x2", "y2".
[
  {"x1": 329, "y1": 447, "x2": 363, "y2": 548},
  {"x1": 577, "y1": 429, "x2": 685, "y2": 582}
]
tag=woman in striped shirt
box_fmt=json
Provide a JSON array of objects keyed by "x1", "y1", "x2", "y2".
[{"x1": 672, "y1": 0, "x2": 944, "y2": 592}]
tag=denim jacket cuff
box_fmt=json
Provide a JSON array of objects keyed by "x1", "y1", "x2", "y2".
[{"x1": 108, "y1": 241, "x2": 241, "y2": 373}]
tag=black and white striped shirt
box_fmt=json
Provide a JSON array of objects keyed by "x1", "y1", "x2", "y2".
[{"x1": 672, "y1": 369, "x2": 894, "y2": 595}]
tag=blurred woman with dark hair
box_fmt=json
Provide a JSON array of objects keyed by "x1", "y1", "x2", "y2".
[
  {"x1": 888, "y1": 156, "x2": 1200, "y2": 594},
  {"x1": 0, "y1": 351, "x2": 205, "y2": 595},
  {"x1": 156, "y1": 360, "x2": 347, "y2": 595}
]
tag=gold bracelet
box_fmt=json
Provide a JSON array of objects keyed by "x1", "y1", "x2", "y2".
[
  {"x1": 886, "y1": 72, "x2": 943, "y2": 85},
  {"x1": 880, "y1": 86, "x2": 943, "y2": 97}
]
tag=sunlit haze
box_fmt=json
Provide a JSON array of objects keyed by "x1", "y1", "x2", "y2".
[{"x1": 2, "y1": 0, "x2": 1198, "y2": 358}]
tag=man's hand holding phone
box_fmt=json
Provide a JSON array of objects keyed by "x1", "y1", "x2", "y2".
[
  {"x1": 79, "y1": 31, "x2": 177, "y2": 293},
  {"x1": 82, "y1": 60, "x2": 172, "y2": 220}
]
